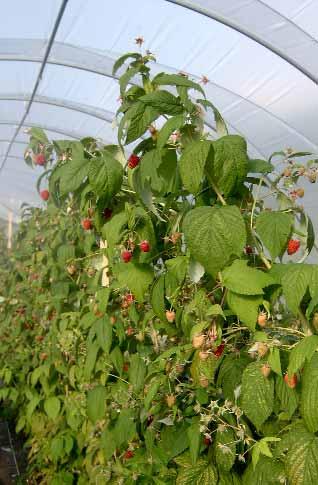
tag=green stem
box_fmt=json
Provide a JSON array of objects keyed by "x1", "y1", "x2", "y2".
[{"x1": 208, "y1": 177, "x2": 226, "y2": 206}]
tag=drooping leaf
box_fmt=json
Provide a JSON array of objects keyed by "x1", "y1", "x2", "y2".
[
  {"x1": 242, "y1": 456, "x2": 285, "y2": 485},
  {"x1": 128, "y1": 354, "x2": 146, "y2": 393},
  {"x1": 247, "y1": 159, "x2": 274, "y2": 174},
  {"x1": 256, "y1": 212, "x2": 293, "y2": 260},
  {"x1": 157, "y1": 114, "x2": 185, "y2": 149},
  {"x1": 187, "y1": 417, "x2": 201, "y2": 464},
  {"x1": 183, "y1": 205, "x2": 246, "y2": 277},
  {"x1": 227, "y1": 291, "x2": 262, "y2": 330},
  {"x1": 281, "y1": 264, "x2": 312, "y2": 315},
  {"x1": 217, "y1": 354, "x2": 251, "y2": 401},
  {"x1": 88, "y1": 155, "x2": 123, "y2": 199},
  {"x1": 275, "y1": 376, "x2": 298, "y2": 419},
  {"x1": 59, "y1": 158, "x2": 89, "y2": 195},
  {"x1": 153, "y1": 73, "x2": 205, "y2": 97}
]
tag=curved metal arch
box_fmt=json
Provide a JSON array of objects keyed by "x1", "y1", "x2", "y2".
[
  {"x1": 164, "y1": 0, "x2": 318, "y2": 85},
  {"x1": 0, "y1": 121, "x2": 81, "y2": 140},
  {"x1": 0, "y1": 94, "x2": 116, "y2": 123},
  {"x1": 0, "y1": 39, "x2": 314, "y2": 155},
  {"x1": 0, "y1": 140, "x2": 27, "y2": 146}
]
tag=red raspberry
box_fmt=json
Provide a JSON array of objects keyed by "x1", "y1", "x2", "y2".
[
  {"x1": 125, "y1": 293, "x2": 135, "y2": 305},
  {"x1": 139, "y1": 240, "x2": 150, "y2": 252},
  {"x1": 121, "y1": 250, "x2": 132, "y2": 263},
  {"x1": 123, "y1": 362, "x2": 129, "y2": 372},
  {"x1": 213, "y1": 342, "x2": 225, "y2": 358},
  {"x1": 123, "y1": 450, "x2": 134, "y2": 459},
  {"x1": 34, "y1": 153, "x2": 46, "y2": 166},
  {"x1": 81, "y1": 219, "x2": 92, "y2": 231},
  {"x1": 203, "y1": 437, "x2": 211, "y2": 446},
  {"x1": 103, "y1": 208, "x2": 112, "y2": 220},
  {"x1": 40, "y1": 190, "x2": 49, "y2": 201},
  {"x1": 128, "y1": 154, "x2": 140, "y2": 169},
  {"x1": 287, "y1": 239, "x2": 300, "y2": 255},
  {"x1": 245, "y1": 245, "x2": 253, "y2": 255}
]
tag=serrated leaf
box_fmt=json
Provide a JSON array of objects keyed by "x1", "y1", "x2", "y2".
[
  {"x1": 88, "y1": 155, "x2": 123, "y2": 199},
  {"x1": 196, "y1": 99, "x2": 228, "y2": 137},
  {"x1": 113, "y1": 408, "x2": 136, "y2": 446},
  {"x1": 288, "y1": 336, "x2": 318, "y2": 375},
  {"x1": 59, "y1": 158, "x2": 89, "y2": 195},
  {"x1": 179, "y1": 140, "x2": 213, "y2": 193},
  {"x1": 87, "y1": 386, "x2": 106, "y2": 423},
  {"x1": 281, "y1": 264, "x2": 312, "y2": 315},
  {"x1": 243, "y1": 456, "x2": 285, "y2": 485},
  {"x1": 44, "y1": 397, "x2": 61, "y2": 420},
  {"x1": 282, "y1": 423, "x2": 318, "y2": 485},
  {"x1": 227, "y1": 291, "x2": 262, "y2": 330},
  {"x1": 115, "y1": 262, "x2": 153, "y2": 301},
  {"x1": 268, "y1": 347, "x2": 282, "y2": 375},
  {"x1": 153, "y1": 73, "x2": 205, "y2": 97},
  {"x1": 241, "y1": 362, "x2": 274, "y2": 429},
  {"x1": 151, "y1": 275, "x2": 166, "y2": 321},
  {"x1": 183, "y1": 205, "x2": 246, "y2": 277},
  {"x1": 140, "y1": 90, "x2": 183, "y2": 115},
  {"x1": 301, "y1": 353, "x2": 318, "y2": 432},
  {"x1": 176, "y1": 458, "x2": 218, "y2": 485},
  {"x1": 222, "y1": 260, "x2": 273, "y2": 295},
  {"x1": 95, "y1": 317, "x2": 113, "y2": 354},
  {"x1": 256, "y1": 212, "x2": 293, "y2": 259},
  {"x1": 207, "y1": 135, "x2": 248, "y2": 196},
  {"x1": 190, "y1": 350, "x2": 221, "y2": 384}
]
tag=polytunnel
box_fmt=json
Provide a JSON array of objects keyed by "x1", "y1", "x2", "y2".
[
  {"x1": 1, "y1": 1, "x2": 318, "y2": 483},
  {"x1": 1, "y1": 0, "x2": 318, "y2": 220}
]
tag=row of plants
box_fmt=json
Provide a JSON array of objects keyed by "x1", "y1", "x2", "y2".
[{"x1": 1, "y1": 50, "x2": 318, "y2": 484}]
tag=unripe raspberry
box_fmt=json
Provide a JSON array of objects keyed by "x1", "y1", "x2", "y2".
[{"x1": 261, "y1": 363, "x2": 271, "y2": 378}]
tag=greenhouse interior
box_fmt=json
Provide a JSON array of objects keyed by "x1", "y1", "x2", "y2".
[{"x1": 1, "y1": 0, "x2": 318, "y2": 483}]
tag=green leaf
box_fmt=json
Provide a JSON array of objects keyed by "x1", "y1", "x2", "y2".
[
  {"x1": 59, "y1": 158, "x2": 89, "y2": 195},
  {"x1": 88, "y1": 155, "x2": 123, "y2": 199},
  {"x1": 120, "y1": 101, "x2": 159, "y2": 144},
  {"x1": 153, "y1": 73, "x2": 205, "y2": 97},
  {"x1": 176, "y1": 456, "x2": 218, "y2": 485},
  {"x1": 159, "y1": 423, "x2": 189, "y2": 461},
  {"x1": 222, "y1": 260, "x2": 273, "y2": 295},
  {"x1": 44, "y1": 397, "x2": 61, "y2": 420},
  {"x1": 256, "y1": 212, "x2": 293, "y2": 259},
  {"x1": 190, "y1": 350, "x2": 221, "y2": 385},
  {"x1": 215, "y1": 427, "x2": 236, "y2": 471},
  {"x1": 84, "y1": 341, "x2": 99, "y2": 380},
  {"x1": 56, "y1": 245, "x2": 75, "y2": 266},
  {"x1": 243, "y1": 456, "x2": 285, "y2": 485},
  {"x1": 288, "y1": 336, "x2": 318, "y2": 375},
  {"x1": 128, "y1": 354, "x2": 146, "y2": 393},
  {"x1": 275, "y1": 376, "x2": 298, "y2": 419},
  {"x1": 95, "y1": 317, "x2": 113, "y2": 354},
  {"x1": 115, "y1": 262, "x2": 153, "y2": 301},
  {"x1": 217, "y1": 354, "x2": 251, "y2": 400},
  {"x1": 301, "y1": 353, "x2": 318, "y2": 432},
  {"x1": 196, "y1": 99, "x2": 228, "y2": 137},
  {"x1": 113, "y1": 408, "x2": 136, "y2": 446},
  {"x1": 247, "y1": 159, "x2": 274, "y2": 174},
  {"x1": 268, "y1": 347, "x2": 282, "y2": 376},
  {"x1": 281, "y1": 264, "x2": 312, "y2": 315},
  {"x1": 144, "y1": 378, "x2": 162, "y2": 411},
  {"x1": 241, "y1": 362, "x2": 274, "y2": 429},
  {"x1": 281, "y1": 423, "x2": 318, "y2": 485},
  {"x1": 251, "y1": 437, "x2": 280, "y2": 470},
  {"x1": 102, "y1": 211, "x2": 128, "y2": 248},
  {"x1": 112, "y1": 52, "x2": 141, "y2": 75},
  {"x1": 157, "y1": 115, "x2": 185, "y2": 149},
  {"x1": 227, "y1": 291, "x2": 262, "y2": 330},
  {"x1": 87, "y1": 386, "x2": 106, "y2": 423},
  {"x1": 151, "y1": 275, "x2": 166, "y2": 321},
  {"x1": 140, "y1": 90, "x2": 184, "y2": 115},
  {"x1": 110, "y1": 346, "x2": 124, "y2": 375},
  {"x1": 207, "y1": 135, "x2": 248, "y2": 196},
  {"x1": 179, "y1": 140, "x2": 212, "y2": 193},
  {"x1": 183, "y1": 205, "x2": 246, "y2": 277},
  {"x1": 187, "y1": 417, "x2": 201, "y2": 464}
]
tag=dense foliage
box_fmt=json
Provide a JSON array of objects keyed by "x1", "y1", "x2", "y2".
[{"x1": 1, "y1": 50, "x2": 318, "y2": 484}]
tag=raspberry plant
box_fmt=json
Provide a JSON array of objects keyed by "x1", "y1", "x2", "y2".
[{"x1": 1, "y1": 50, "x2": 318, "y2": 484}]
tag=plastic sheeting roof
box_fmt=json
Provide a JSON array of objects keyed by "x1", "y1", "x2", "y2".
[{"x1": 0, "y1": 0, "x2": 318, "y2": 223}]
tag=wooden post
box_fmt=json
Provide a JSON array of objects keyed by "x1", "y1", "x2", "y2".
[{"x1": 7, "y1": 211, "x2": 13, "y2": 250}]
